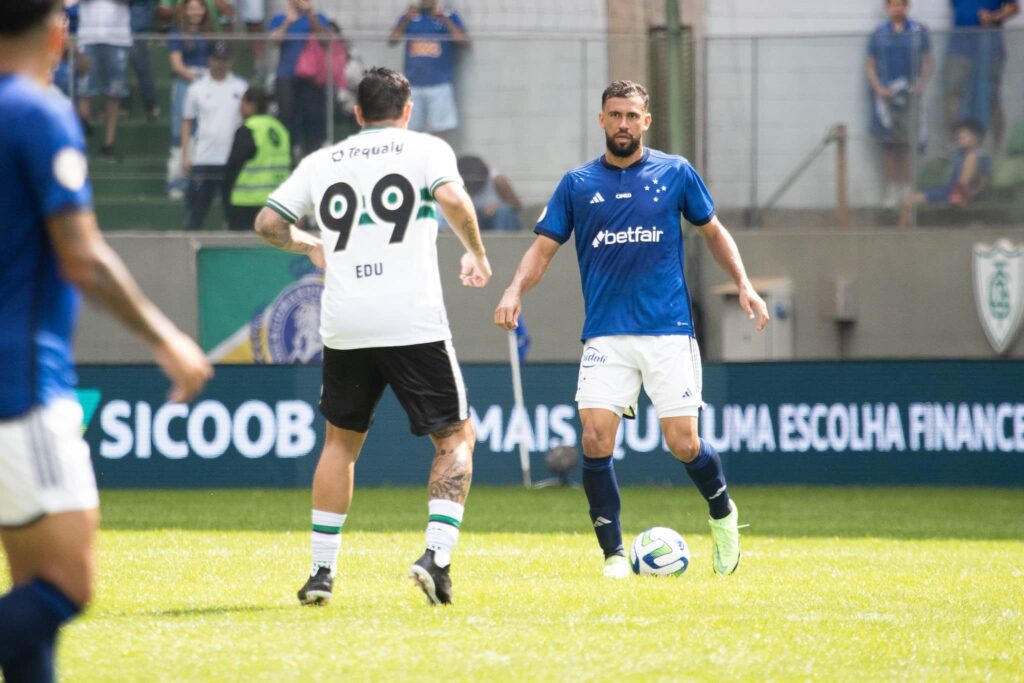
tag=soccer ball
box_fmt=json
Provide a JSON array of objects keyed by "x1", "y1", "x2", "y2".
[{"x1": 630, "y1": 527, "x2": 690, "y2": 576}]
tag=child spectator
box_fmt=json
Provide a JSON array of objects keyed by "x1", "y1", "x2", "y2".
[
  {"x1": 899, "y1": 119, "x2": 991, "y2": 226},
  {"x1": 866, "y1": 0, "x2": 933, "y2": 208},
  {"x1": 457, "y1": 155, "x2": 522, "y2": 231},
  {"x1": 223, "y1": 88, "x2": 291, "y2": 231},
  {"x1": 165, "y1": 0, "x2": 210, "y2": 199}
]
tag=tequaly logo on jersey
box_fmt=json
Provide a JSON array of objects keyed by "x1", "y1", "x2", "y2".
[{"x1": 591, "y1": 225, "x2": 664, "y2": 248}]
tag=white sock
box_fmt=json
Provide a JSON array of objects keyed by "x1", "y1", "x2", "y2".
[
  {"x1": 311, "y1": 509, "x2": 346, "y2": 578},
  {"x1": 425, "y1": 499, "x2": 463, "y2": 568}
]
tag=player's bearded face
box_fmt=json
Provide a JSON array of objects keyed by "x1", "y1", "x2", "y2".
[
  {"x1": 601, "y1": 96, "x2": 648, "y2": 158},
  {"x1": 605, "y1": 129, "x2": 641, "y2": 157}
]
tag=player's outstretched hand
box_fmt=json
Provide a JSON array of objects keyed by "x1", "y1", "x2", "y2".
[
  {"x1": 153, "y1": 330, "x2": 214, "y2": 403},
  {"x1": 739, "y1": 282, "x2": 770, "y2": 332},
  {"x1": 494, "y1": 289, "x2": 521, "y2": 330},
  {"x1": 459, "y1": 252, "x2": 492, "y2": 288}
]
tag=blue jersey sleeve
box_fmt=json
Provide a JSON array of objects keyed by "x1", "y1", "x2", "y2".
[
  {"x1": 448, "y1": 11, "x2": 466, "y2": 31},
  {"x1": 534, "y1": 173, "x2": 574, "y2": 244},
  {"x1": 867, "y1": 28, "x2": 882, "y2": 59},
  {"x1": 919, "y1": 26, "x2": 931, "y2": 53},
  {"x1": 678, "y1": 162, "x2": 715, "y2": 226},
  {"x1": 25, "y1": 96, "x2": 92, "y2": 218},
  {"x1": 167, "y1": 27, "x2": 183, "y2": 54},
  {"x1": 268, "y1": 13, "x2": 284, "y2": 31}
]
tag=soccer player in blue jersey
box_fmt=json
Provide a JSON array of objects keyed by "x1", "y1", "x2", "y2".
[
  {"x1": 495, "y1": 80, "x2": 769, "y2": 578},
  {"x1": 0, "y1": 2, "x2": 212, "y2": 680}
]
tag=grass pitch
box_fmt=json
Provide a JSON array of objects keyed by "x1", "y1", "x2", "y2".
[{"x1": 4, "y1": 486, "x2": 1023, "y2": 682}]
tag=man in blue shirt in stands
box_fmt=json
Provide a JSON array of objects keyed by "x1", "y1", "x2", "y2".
[
  {"x1": 0, "y1": 2, "x2": 211, "y2": 679},
  {"x1": 389, "y1": 1, "x2": 468, "y2": 138},
  {"x1": 495, "y1": 80, "x2": 769, "y2": 579},
  {"x1": 944, "y1": 0, "x2": 1019, "y2": 146}
]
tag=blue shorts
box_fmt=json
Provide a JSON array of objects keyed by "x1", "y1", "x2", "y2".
[
  {"x1": 78, "y1": 44, "x2": 129, "y2": 98},
  {"x1": 922, "y1": 186, "x2": 951, "y2": 204},
  {"x1": 409, "y1": 82, "x2": 459, "y2": 134}
]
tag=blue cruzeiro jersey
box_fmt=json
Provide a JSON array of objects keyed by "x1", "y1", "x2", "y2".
[
  {"x1": 0, "y1": 74, "x2": 92, "y2": 419},
  {"x1": 535, "y1": 148, "x2": 715, "y2": 342}
]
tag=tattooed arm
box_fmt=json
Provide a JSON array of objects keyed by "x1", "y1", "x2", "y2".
[
  {"x1": 254, "y1": 207, "x2": 325, "y2": 269},
  {"x1": 46, "y1": 210, "x2": 212, "y2": 402},
  {"x1": 434, "y1": 182, "x2": 492, "y2": 288}
]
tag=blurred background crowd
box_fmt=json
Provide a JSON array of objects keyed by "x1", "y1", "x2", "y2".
[{"x1": 55, "y1": 0, "x2": 1024, "y2": 232}]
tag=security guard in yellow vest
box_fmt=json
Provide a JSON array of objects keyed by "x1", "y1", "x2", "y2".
[{"x1": 224, "y1": 88, "x2": 292, "y2": 231}]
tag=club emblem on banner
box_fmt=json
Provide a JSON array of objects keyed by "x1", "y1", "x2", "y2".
[{"x1": 972, "y1": 239, "x2": 1024, "y2": 355}]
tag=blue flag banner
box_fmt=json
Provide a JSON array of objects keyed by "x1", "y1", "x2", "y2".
[{"x1": 515, "y1": 318, "x2": 531, "y2": 364}]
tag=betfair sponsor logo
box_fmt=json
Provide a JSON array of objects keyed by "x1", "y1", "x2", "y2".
[{"x1": 591, "y1": 225, "x2": 663, "y2": 248}]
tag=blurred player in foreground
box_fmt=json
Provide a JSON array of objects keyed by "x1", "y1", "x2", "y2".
[
  {"x1": 495, "y1": 80, "x2": 769, "y2": 578},
  {"x1": 255, "y1": 67, "x2": 491, "y2": 606},
  {"x1": 0, "y1": 2, "x2": 212, "y2": 680}
]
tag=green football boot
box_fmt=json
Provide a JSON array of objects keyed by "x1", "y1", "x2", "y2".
[
  {"x1": 603, "y1": 552, "x2": 630, "y2": 579},
  {"x1": 708, "y1": 501, "x2": 742, "y2": 575}
]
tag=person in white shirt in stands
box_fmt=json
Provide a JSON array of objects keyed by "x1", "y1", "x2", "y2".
[
  {"x1": 75, "y1": 0, "x2": 132, "y2": 160},
  {"x1": 181, "y1": 39, "x2": 247, "y2": 230}
]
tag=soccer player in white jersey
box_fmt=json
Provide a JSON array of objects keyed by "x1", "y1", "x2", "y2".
[
  {"x1": 255, "y1": 67, "x2": 491, "y2": 606},
  {"x1": 0, "y1": 2, "x2": 212, "y2": 680},
  {"x1": 495, "y1": 80, "x2": 769, "y2": 578}
]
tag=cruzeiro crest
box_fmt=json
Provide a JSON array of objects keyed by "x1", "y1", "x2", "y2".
[{"x1": 972, "y1": 239, "x2": 1024, "y2": 354}]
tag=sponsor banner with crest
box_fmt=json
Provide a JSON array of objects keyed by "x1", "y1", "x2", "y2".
[
  {"x1": 198, "y1": 247, "x2": 324, "y2": 364},
  {"x1": 973, "y1": 239, "x2": 1024, "y2": 355}
]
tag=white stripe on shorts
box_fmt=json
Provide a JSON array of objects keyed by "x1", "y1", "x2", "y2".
[{"x1": 444, "y1": 340, "x2": 468, "y2": 420}]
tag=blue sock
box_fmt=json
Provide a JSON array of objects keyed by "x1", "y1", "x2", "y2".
[
  {"x1": 0, "y1": 579, "x2": 79, "y2": 676},
  {"x1": 2, "y1": 637, "x2": 55, "y2": 683},
  {"x1": 684, "y1": 439, "x2": 733, "y2": 520},
  {"x1": 581, "y1": 455, "x2": 624, "y2": 557}
]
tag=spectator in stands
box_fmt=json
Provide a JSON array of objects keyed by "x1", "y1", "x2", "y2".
[
  {"x1": 268, "y1": 0, "x2": 330, "y2": 159},
  {"x1": 76, "y1": 0, "x2": 132, "y2": 160},
  {"x1": 327, "y1": 20, "x2": 362, "y2": 139},
  {"x1": 237, "y1": 0, "x2": 267, "y2": 79},
  {"x1": 181, "y1": 40, "x2": 248, "y2": 229},
  {"x1": 156, "y1": 0, "x2": 232, "y2": 29},
  {"x1": 899, "y1": 119, "x2": 991, "y2": 226},
  {"x1": 54, "y1": 2, "x2": 88, "y2": 101},
  {"x1": 166, "y1": 0, "x2": 211, "y2": 199},
  {"x1": 866, "y1": 0, "x2": 933, "y2": 208},
  {"x1": 389, "y1": 1, "x2": 469, "y2": 139},
  {"x1": 944, "y1": 0, "x2": 1019, "y2": 147},
  {"x1": 457, "y1": 155, "x2": 523, "y2": 231},
  {"x1": 125, "y1": 0, "x2": 159, "y2": 121},
  {"x1": 223, "y1": 88, "x2": 291, "y2": 231}
]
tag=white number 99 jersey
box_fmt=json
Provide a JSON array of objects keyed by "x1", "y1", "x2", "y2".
[{"x1": 266, "y1": 127, "x2": 462, "y2": 350}]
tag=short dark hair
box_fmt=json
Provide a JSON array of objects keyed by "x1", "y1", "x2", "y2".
[
  {"x1": 601, "y1": 80, "x2": 649, "y2": 110},
  {"x1": 954, "y1": 118, "x2": 985, "y2": 139},
  {"x1": 357, "y1": 67, "x2": 411, "y2": 123},
  {"x1": 0, "y1": 0, "x2": 62, "y2": 37},
  {"x1": 243, "y1": 87, "x2": 270, "y2": 115}
]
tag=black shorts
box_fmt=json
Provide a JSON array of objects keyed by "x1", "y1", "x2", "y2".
[{"x1": 319, "y1": 340, "x2": 468, "y2": 436}]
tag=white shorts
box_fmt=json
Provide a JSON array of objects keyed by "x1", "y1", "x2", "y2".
[
  {"x1": 0, "y1": 398, "x2": 99, "y2": 528},
  {"x1": 409, "y1": 82, "x2": 459, "y2": 134},
  {"x1": 575, "y1": 335, "x2": 703, "y2": 419}
]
